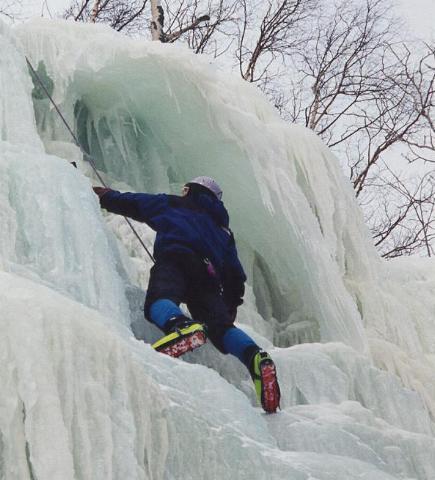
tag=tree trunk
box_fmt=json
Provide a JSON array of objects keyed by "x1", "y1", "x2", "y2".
[
  {"x1": 150, "y1": 0, "x2": 164, "y2": 41},
  {"x1": 90, "y1": 0, "x2": 101, "y2": 23}
]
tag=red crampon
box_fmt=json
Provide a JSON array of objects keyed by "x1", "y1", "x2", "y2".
[{"x1": 153, "y1": 324, "x2": 206, "y2": 358}]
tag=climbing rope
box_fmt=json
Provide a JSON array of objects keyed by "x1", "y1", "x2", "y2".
[{"x1": 25, "y1": 56, "x2": 155, "y2": 263}]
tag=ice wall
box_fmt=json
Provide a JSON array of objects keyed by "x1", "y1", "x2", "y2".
[
  {"x1": 14, "y1": 19, "x2": 377, "y2": 354},
  {"x1": 7, "y1": 273, "x2": 433, "y2": 480},
  {"x1": 1, "y1": 17, "x2": 435, "y2": 480},
  {"x1": 0, "y1": 273, "x2": 168, "y2": 480},
  {"x1": 0, "y1": 21, "x2": 130, "y2": 322}
]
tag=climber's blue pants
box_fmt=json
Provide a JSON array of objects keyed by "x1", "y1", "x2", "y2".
[{"x1": 145, "y1": 252, "x2": 259, "y2": 367}]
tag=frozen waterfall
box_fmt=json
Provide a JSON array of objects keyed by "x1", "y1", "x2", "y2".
[{"x1": 1, "y1": 17, "x2": 435, "y2": 480}]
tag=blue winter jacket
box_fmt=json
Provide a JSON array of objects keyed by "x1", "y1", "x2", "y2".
[{"x1": 99, "y1": 189, "x2": 247, "y2": 305}]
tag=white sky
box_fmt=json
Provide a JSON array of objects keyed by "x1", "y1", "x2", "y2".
[
  {"x1": 15, "y1": 0, "x2": 435, "y2": 41},
  {"x1": 397, "y1": 0, "x2": 435, "y2": 40}
]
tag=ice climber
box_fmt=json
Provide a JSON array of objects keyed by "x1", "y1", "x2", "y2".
[{"x1": 93, "y1": 176, "x2": 281, "y2": 413}]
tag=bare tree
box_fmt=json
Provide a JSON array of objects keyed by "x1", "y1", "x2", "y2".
[
  {"x1": 339, "y1": 42, "x2": 435, "y2": 256},
  {"x1": 294, "y1": 0, "x2": 396, "y2": 140},
  {"x1": 402, "y1": 44, "x2": 435, "y2": 166},
  {"x1": 64, "y1": 0, "x2": 90, "y2": 21},
  {"x1": 272, "y1": 0, "x2": 435, "y2": 255},
  {"x1": 162, "y1": 0, "x2": 237, "y2": 55},
  {"x1": 350, "y1": 45, "x2": 435, "y2": 196},
  {"x1": 367, "y1": 167, "x2": 435, "y2": 258},
  {"x1": 237, "y1": 0, "x2": 317, "y2": 84},
  {"x1": 65, "y1": 0, "x2": 215, "y2": 43},
  {"x1": 0, "y1": 0, "x2": 23, "y2": 20},
  {"x1": 64, "y1": 0, "x2": 149, "y2": 34}
]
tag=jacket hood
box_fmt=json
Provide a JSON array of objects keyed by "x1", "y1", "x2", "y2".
[{"x1": 192, "y1": 192, "x2": 229, "y2": 228}]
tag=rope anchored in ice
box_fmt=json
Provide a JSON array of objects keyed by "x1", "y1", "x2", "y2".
[{"x1": 25, "y1": 56, "x2": 155, "y2": 263}]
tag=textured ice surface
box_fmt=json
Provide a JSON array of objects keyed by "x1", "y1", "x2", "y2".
[
  {"x1": 15, "y1": 18, "x2": 371, "y2": 354},
  {"x1": 1, "y1": 17, "x2": 435, "y2": 480},
  {"x1": 0, "y1": 273, "x2": 168, "y2": 480},
  {"x1": 4, "y1": 273, "x2": 431, "y2": 480}
]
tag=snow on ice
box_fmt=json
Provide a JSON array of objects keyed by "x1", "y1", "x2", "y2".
[{"x1": 0, "y1": 17, "x2": 435, "y2": 480}]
